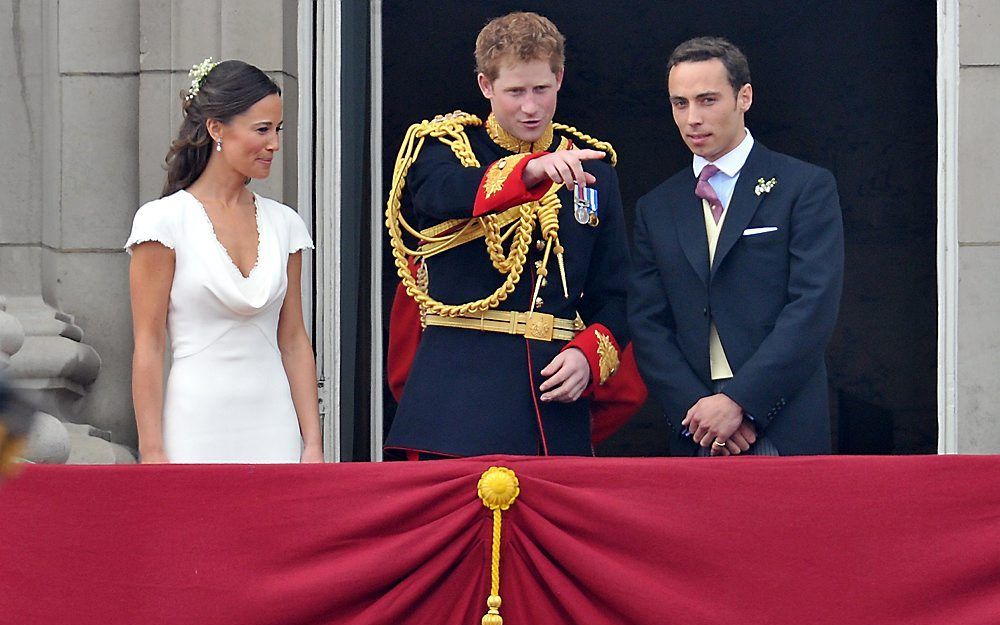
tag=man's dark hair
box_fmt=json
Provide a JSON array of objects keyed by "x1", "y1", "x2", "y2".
[{"x1": 667, "y1": 36, "x2": 751, "y2": 94}]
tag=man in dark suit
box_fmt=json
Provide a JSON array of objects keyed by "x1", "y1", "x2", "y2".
[{"x1": 628, "y1": 37, "x2": 843, "y2": 456}]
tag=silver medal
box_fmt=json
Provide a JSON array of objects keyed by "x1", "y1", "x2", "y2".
[{"x1": 573, "y1": 182, "x2": 590, "y2": 225}]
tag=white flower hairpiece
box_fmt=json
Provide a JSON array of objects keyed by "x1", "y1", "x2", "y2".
[{"x1": 186, "y1": 57, "x2": 219, "y2": 101}]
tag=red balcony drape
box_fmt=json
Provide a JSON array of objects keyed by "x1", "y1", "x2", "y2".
[{"x1": 2, "y1": 455, "x2": 999, "y2": 624}]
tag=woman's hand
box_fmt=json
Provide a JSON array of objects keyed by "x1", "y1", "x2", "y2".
[
  {"x1": 300, "y1": 444, "x2": 324, "y2": 463},
  {"x1": 140, "y1": 448, "x2": 170, "y2": 464}
]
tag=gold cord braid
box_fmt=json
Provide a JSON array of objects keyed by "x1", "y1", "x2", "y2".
[
  {"x1": 482, "y1": 208, "x2": 536, "y2": 273},
  {"x1": 553, "y1": 122, "x2": 618, "y2": 166},
  {"x1": 532, "y1": 125, "x2": 616, "y2": 300},
  {"x1": 490, "y1": 509, "x2": 502, "y2": 599},
  {"x1": 536, "y1": 189, "x2": 562, "y2": 246},
  {"x1": 385, "y1": 112, "x2": 539, "y2": 317},
  {"x1": 386, "y1": 116, "x2": 616, "y2": 317},
  {"x1": 530, "y1": 185, "x2": 570, "y2": 302}
]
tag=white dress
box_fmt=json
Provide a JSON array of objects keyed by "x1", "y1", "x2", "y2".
[{"x1": 125, "y1": 190, "x2": 314, "y2": 463}]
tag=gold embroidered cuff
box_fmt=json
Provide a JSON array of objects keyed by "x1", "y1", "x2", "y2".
[{"x1": 596, "y1": 331, "x2": 620, "y2": 385}]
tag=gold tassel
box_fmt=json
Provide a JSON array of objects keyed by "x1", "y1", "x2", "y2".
[{"x1": 477, "y1": 466, "x2": 520, "y2": 625}]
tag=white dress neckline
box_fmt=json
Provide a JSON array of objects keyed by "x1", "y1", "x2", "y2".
[{"x1": 180, "y1": 189, "x2": 263, "y2": 280}]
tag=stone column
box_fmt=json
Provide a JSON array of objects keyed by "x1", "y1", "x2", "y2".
[
  {"x1": 957, "y1": 0, "x2": 1000, "y2": 452},
  {"x1": 2, "y1": 0, "x2": 299, "y2": 462},
  {"x1": 0, "y1": 0, "x2": 43, "y2": 293},
  {"x1": 0, "y1": 298, "x2": 24, "y2": 374},
  {"x1": 2, "y1": 0, "x2": 140, "y2": 462},
  {"x1": 41, "y1": 0, "x2": 140, "y2": 450},
  {"x1": 2, "y1": 297, "x2": 71, "y2": 465},
  {"x1": 138, "y1": 0, "x2": 299, "y2": 205}
]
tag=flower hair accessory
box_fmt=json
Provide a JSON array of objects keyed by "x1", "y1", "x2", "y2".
[{"x1": 186, "y1": 57, "x2": 219, "y2": 101}]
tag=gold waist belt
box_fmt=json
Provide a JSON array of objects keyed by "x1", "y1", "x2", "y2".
[{"x1": 423, "y1": 310, "x2": 582, "y2": 342}]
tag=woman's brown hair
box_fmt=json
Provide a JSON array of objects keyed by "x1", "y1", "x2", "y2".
[{"x1": 161, "y1": 60, "x2": 280, "y2": 197}]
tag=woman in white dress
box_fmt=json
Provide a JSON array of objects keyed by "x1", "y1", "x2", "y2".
[{"x1": 126, "y1": 59, "x2": 322, "y2": 463}]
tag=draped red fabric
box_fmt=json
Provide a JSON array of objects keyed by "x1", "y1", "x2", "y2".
[{"x1": 2, "y1": 456, "x2": 999, "y2": 625}]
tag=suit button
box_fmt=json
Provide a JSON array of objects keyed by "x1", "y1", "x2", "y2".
[
  {"x1": 702, "y1": 307, "x2": 709, "y2": 317},
  {"x1": 535, "y1": 297, "x2": 544, "y2": 309},
  {"x1": 536, "y1": 240, "x2": 545, "y2": 251}
]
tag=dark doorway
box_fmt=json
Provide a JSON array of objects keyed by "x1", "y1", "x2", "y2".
[{"x1": 379, "y1": 1, "x2": 937, "y2": 454}]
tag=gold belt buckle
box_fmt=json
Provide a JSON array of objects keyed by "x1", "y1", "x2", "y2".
[{"x1": 522, "y1": 311, "x2": 555, "y2": 341}]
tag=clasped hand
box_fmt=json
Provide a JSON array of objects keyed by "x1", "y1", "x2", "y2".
[{"x1": 682, "y1": 393, "x2": 757, "y2": 456}]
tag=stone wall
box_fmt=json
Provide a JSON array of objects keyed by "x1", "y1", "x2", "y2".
[
  {"x1": 957, "y1": 0, "x2": 1000, "y2": 452},
  {"x1": 0, "y1": 0, "x2": 299, "y2": 462}
]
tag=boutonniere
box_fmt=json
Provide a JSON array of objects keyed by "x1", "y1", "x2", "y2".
[{"x1": 755, "y1": 177, "x2": 777, "y2": 196}]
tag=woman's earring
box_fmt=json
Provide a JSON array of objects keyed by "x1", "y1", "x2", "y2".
[{"x1": 216, "y1": 139, "x2": 222, "y2": 152}]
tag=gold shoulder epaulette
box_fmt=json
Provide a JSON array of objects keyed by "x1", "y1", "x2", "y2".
[
  {"x1": 553, "y1": 122, "x2": 618, "y2": 166},
  {"x1": 398, "y1": 111, "x2": 483, "y2": 169},
  {"x1": 412, "y1": 110, "x2": 482, "y2": 138}
]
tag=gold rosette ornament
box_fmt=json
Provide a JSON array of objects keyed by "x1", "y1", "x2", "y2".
[{"x1": 477, "y1": 466, "x2": 520, "y2": 625}]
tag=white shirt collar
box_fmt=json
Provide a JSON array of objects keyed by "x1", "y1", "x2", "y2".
[{"x1": 692, "y1": 129, "x2": 755, "y2": 178}]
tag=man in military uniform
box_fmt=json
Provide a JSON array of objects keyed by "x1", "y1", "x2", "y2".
[{"x1": 384, "y1": 12, "x2": 638, "y2": 458}]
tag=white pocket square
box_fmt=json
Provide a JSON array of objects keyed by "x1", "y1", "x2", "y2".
[{"x1": 742, "y1": 226, "x2": 778, "y2": 236}]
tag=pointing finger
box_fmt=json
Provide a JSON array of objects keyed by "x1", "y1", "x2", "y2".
[{"x1": 574, "y1": 149, "x2": 606, "y2": 161}]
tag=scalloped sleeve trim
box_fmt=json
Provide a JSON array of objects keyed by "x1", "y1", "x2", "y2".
[
  {"x1": 124, "y1": 236, "x2": 175, "y2": 255},
  {"x1": 124, "y1": 200, "x2": 177, "y2": 255},
  {"x1": 287, "y1": 209, "x2": 315, "y2": 254}
]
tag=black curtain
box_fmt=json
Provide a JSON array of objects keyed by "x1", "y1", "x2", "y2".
[{"x1": 380, "y1": 0, "x2": 937, "y2": 455}]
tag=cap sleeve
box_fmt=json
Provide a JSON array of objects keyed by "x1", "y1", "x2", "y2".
[
  {"x1": 124, "y1": 199, "x2": 177, "y2": 255},
  {"x1": 287, "y1": 208, "x2": 314, "y2": 254}
]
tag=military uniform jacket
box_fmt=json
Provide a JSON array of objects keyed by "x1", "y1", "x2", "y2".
[{"x1": 384, "y1": 116, "x2": 630, "y2": 457}]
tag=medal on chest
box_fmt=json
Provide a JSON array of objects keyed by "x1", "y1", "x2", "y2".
[{"x1": 573, "y1": 183, "x2": 599, "y2": 227}]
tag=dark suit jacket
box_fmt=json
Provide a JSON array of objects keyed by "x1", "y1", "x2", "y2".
[{"x1": 628, "y1": 141, "x2": 844, "y2": 455}]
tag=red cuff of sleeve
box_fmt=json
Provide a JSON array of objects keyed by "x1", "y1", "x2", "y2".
[
  {"x1": 590, "y1": 344, "x2": 648, "y2": 444},
  {"x1": 563, "y1": 323, "x2": 621, "y2": 397},
  {"x1": 473, "y1": 152, "x2": 550, "y2": 217}
]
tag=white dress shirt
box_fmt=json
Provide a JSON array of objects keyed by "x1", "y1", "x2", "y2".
[
  {"x1": 691, "y1": 129, "x2": 755, "y2": 380},
  {"x1": 692, "y1": 129, "x2": 755, "y2": 211}
]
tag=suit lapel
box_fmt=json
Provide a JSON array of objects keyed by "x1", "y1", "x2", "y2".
[
  {"x1": 712, "y1": 143, "x2": 773, "y2": 275},
  {"x1": 672, "y1": 174, "x2": 711, "y2": 286}
]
